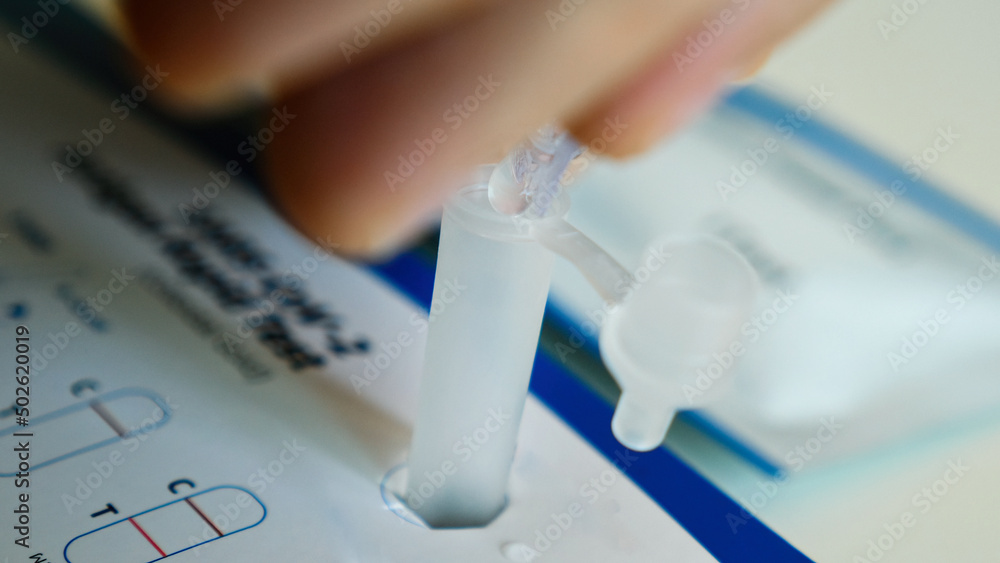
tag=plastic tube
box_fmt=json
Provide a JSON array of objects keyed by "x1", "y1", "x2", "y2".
[
  {"x1": 404, "y1": 127, "x2": 757, "y2": 529},
  {"x1": 404, "y1": 182, "x2": 561, "y2": 528}
]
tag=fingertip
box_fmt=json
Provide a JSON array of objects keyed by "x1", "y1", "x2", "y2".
[
  {"x1": 119, "y1": 0, "x2": 270, "y2": 111},
  {"x1": 733, "y1": 47, "x2": 774, "y2": 83},
  {"x1": 568, "y1": 116, "x2": 665, "y2": 160},
  {"x1": 260, "y1": 87, "x2": 454, "y2": 262},
  {"x1": 268, "y1": 176, "x2": 443, "y2": 262}
]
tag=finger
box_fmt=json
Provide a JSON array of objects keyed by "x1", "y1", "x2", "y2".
[
  {"x1": 735, "y1": 47, "x2": 776, "y2": 81},
  {"x1": 119, "y1": 0, "x2": 491, "y2": 108},
  {"x1": 264, "y1": 0, "x2": 776, "y2": 257},
  {"x1": 569, "y1": 0, "x2": 835, "y2": 157}
]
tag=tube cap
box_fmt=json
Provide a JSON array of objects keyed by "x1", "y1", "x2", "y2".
[{"x1": 599, "y1": 236, "x2": 759, "y2": 451}]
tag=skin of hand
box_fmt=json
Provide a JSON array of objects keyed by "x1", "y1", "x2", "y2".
[{"x1": 120, "y1": 0, "x2": 834, "y2": 258}]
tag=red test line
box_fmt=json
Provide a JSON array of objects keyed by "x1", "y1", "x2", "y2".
[
  {"x1": 90, "y1": 400, "x2": 129, "y2": 437},
  {"x1": 129, "y1": 517, "x2": 167, "y2": 558},
  {"x1": 186, "y1": 498, "x2": 224, "y2": 537}
]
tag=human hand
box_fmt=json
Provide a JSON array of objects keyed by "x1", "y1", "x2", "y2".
[{"x1": 121, "y1": 0, "x2": 833, "y2": 257}]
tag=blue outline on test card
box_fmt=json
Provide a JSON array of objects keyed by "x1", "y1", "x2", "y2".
[
  {"x1": 0, "y1": 388, "x2": 172, "y2": 477},
  {"x1": 62, "y1": 485, "x2": 267, "y2": 563},
  {"x1": 725, "y1": 86, "x2": 1000, "y2": 252}
]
